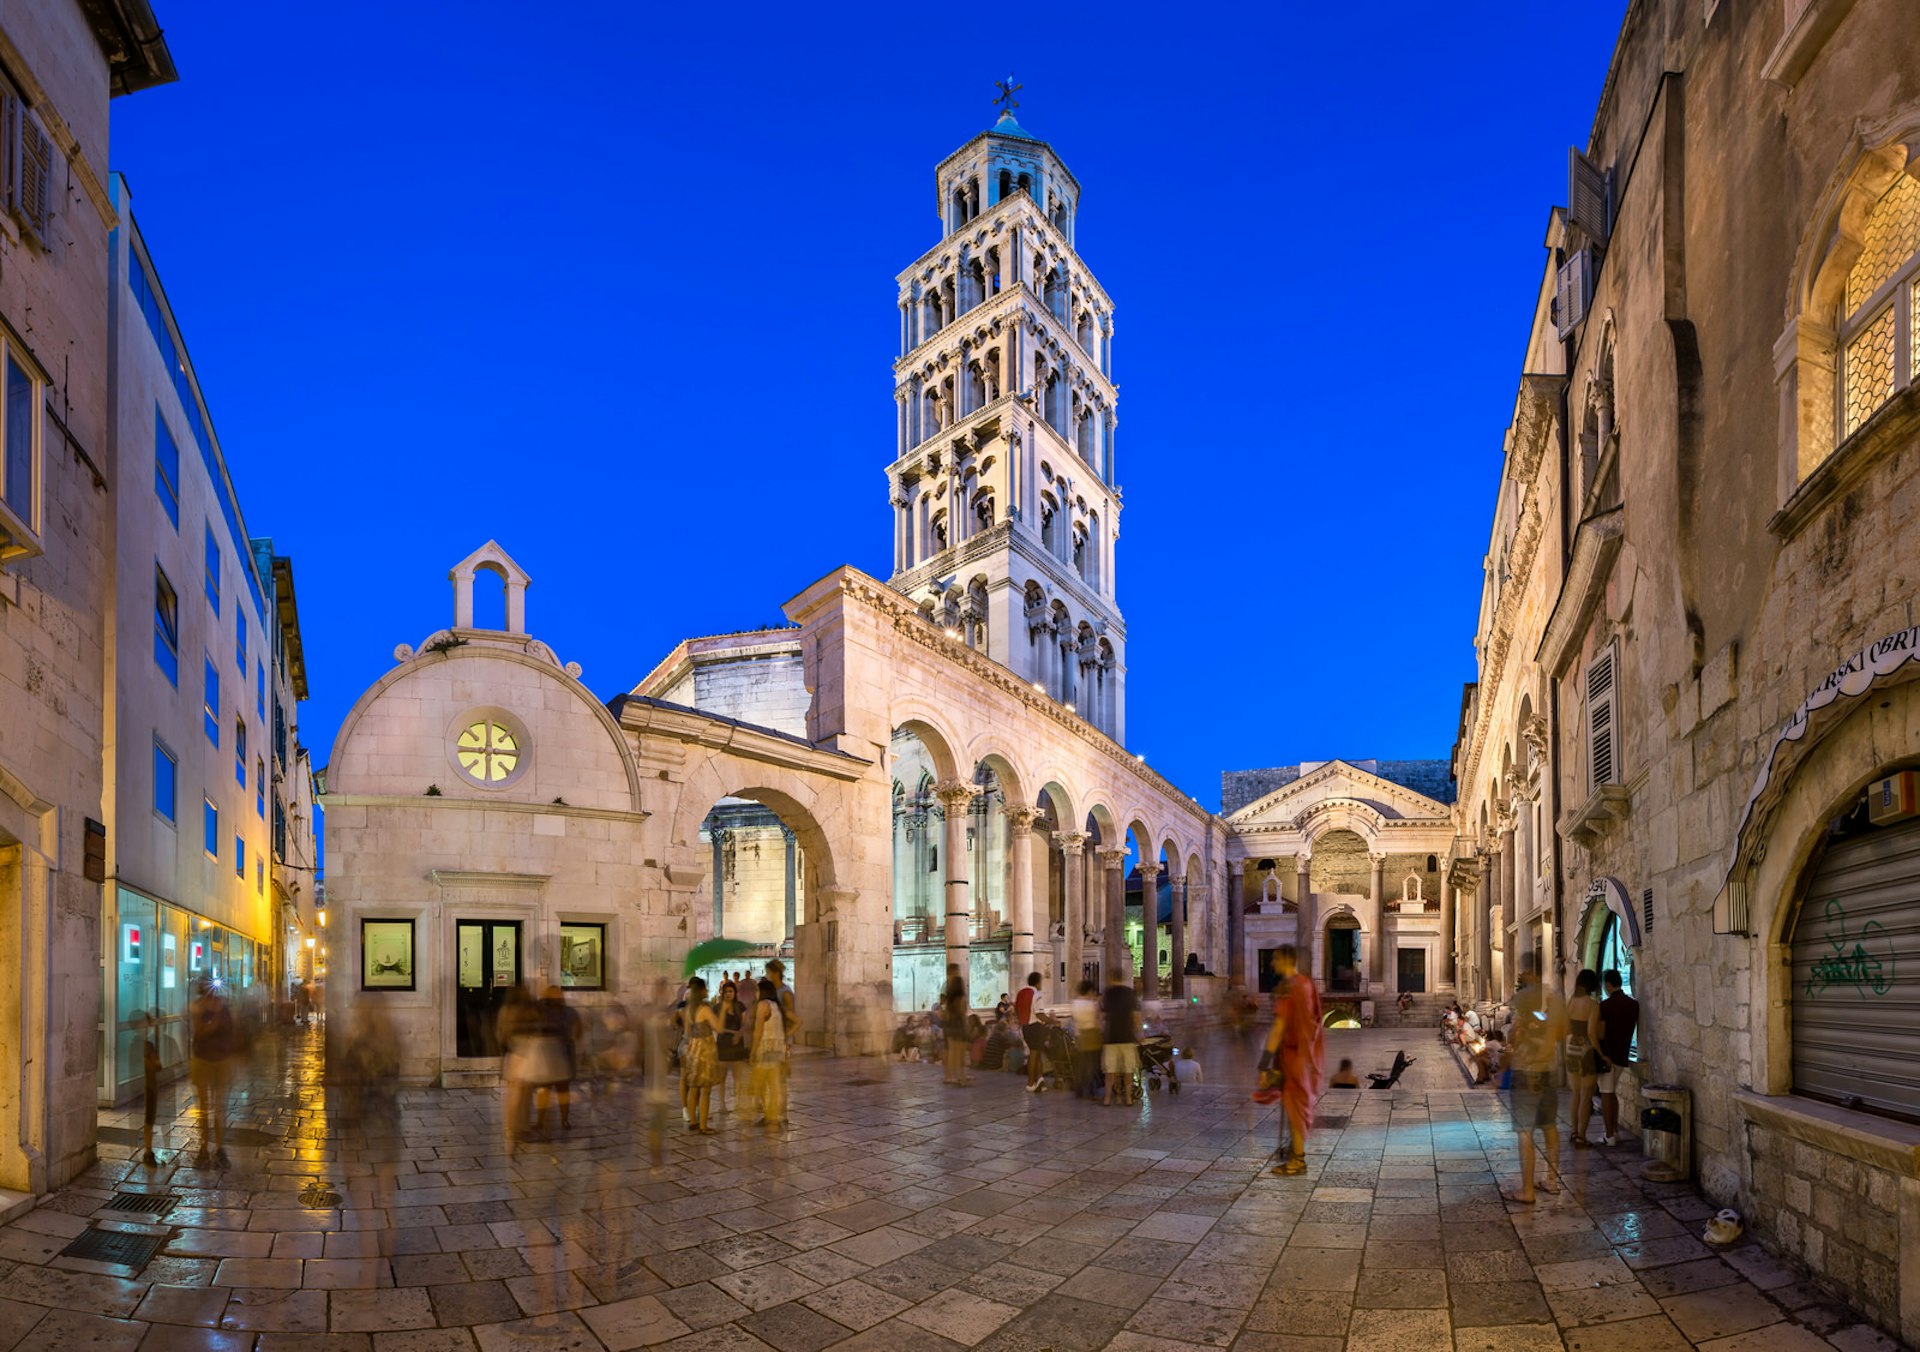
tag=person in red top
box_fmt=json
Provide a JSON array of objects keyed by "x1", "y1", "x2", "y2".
[
  {"x1": 1258, "y1": 945, "x2": 1325, "y2": 1176},
  {"x1": 1015, "y1": 972, "x2": 1046, "y2": 1093}
]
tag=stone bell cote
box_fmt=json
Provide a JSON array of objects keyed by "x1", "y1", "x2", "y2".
[{"x1": 450, "y1": 540, "x2": 531, "y2": 634}]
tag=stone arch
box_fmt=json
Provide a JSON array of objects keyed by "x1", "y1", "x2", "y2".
[
  {"x1": 1745, "y1": 679, "x2": 1920, "y2": 1095},
  {"x1": 888, "y1": 710, "x2": 960, "y2": 783},
  {"x1": 1783, "y1": 110, "x2": 1920, "y2": 481},
  {"x1": 665, "y1": 758, "x2": 842, "y2": 894},
  {"x1": 1033, "y1": 776, "x2": 1075, "y2": 828}
]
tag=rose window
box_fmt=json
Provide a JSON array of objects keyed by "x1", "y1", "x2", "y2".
[{"x1": 456, "y1": 720, "x2": 520, "y2": 784}]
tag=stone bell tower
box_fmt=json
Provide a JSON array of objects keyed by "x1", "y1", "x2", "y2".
[{"x1": 885, "y1": 93, "x2": 1128, "y2": 743}]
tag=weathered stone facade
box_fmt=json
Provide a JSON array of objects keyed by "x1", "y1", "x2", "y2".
[
  {"x1": 1451, "y1": 1, "x2": 1920, "y2": 1341},
  {"x1": 0, "y1": 1, "x2": 172, "y2": 1197}
]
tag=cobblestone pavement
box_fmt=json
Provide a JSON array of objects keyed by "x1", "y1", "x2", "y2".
[{"x1": 0, "y1": 1025, "x2": 1900, "y2": 1352}]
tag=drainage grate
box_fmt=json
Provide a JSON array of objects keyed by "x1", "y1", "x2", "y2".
[
  {"x1": 104, "y1": 1192, "x2": 177, "y2": 1216},
  {"x1": 59, "y1": 1228, "x2": 168, "y2": 1268}
]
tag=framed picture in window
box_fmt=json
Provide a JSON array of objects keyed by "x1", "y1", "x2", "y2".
[
  {"x1": 559, "y1": 923, "x2": 605, "y2": 990},
  {"x1": 361, "y1": 919, "x2": 416, "y2": 990}
]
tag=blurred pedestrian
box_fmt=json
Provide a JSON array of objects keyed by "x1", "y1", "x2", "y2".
[
  {"x1": 532, "y1": 985, "x2": 581, "y2": 1134},
  {"x1": 1259, "y1": 944, "x2": 1325, "y2": 1176},
  {"x1": 716, "y1": 980, "x2": 751, "y2": 1115},
  {"x1": 188, "y1": 978, "x2": 236, "y2": 1168},
  {"x1": 1504, "y1": 955, "x2": 1568, "y2": 1204},
  {"x1": 498, "y1": 985, "x2": 540, "y2": 1151},
  {"x1": 637, "y1": 983, "x2": 675, "y2": 1170},
  {"x1": 1100, "y1": 974, "x2": 1140, "y2": 1106},
  {"x1": 1071, "y1": 979, "x2": 1102, "y2": 1096},
  {"x1": 341, "y1": 997, "x2": 402, "y2": 1254},
  {"x1": 140, "y1": 1010, "x2": 167, "y2": 1166},
  {"x1": 680, "y1": 976, "x2": 720, "y2": 1134},
  {"x1": 752, "y1": 976, "x2": 790, "y2": 1130},
  {"x1": 942, "y1": 963, "x2": 972, "y2": 1087}
]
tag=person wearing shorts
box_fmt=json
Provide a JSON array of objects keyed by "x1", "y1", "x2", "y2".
[
  {"x1": 1100, "y1": 978, "x2": 1139, "y2": 1106},
  {"x1": 1016, "y1": 972, "x2": 1046, "y2": 1093}
]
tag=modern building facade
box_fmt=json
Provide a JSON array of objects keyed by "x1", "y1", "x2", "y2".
[
  {"x1": 0, "y1": 0, "x2": 172, "y2": 1195},
  {"x1": 99, "y1": 184, "x2": 317, "y2": 1105},
  {"x1": 1450, "y1": 0, "x2": 1920, "y2": 1341}
]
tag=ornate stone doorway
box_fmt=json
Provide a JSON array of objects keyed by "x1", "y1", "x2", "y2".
[{"x1": 1325, "y1": 913, "x2": 1361, "y2": 993}]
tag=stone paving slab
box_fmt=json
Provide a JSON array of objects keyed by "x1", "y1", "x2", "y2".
[{"x1": 0, "y1": 1026, "x2": 1895, "y2": 1352}]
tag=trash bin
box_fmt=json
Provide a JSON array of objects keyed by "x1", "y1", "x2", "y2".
[{"x1": 1640, "y1": 1083, "x2": 1692, "y2": 1182}]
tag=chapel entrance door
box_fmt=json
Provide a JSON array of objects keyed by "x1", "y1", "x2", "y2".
[
  {"x1": 1397, "y1": 947, "x2": 1427, "y2": 993},
  {"x1": 455, "y1": 920, "x2": 521, "y2": 1057}
]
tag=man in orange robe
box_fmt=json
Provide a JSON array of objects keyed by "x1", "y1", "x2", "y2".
[{"x1": 1259, "y1": 944, "x2": 1325, "y2": 1176}]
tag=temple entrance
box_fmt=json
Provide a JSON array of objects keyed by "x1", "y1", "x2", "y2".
[
  {"x1": 1325, "y1": 914, "x2": 1361, "y2": 993},
  {"x1": 1397, "y1": 946, "x2": 1426, "y2": 993}
]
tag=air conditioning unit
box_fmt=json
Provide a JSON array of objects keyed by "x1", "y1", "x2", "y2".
[{"x1": 1866, "y1": 771, "x2": 1919, "y2": 825}]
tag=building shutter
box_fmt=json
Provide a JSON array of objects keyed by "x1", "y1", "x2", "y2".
[
  {"x1": 1789, "y1": 815, "x2": 1920, "y2": 1123},
  {"x1": 15, "y1": 111, "x2": 52, "y2": 243},
  {"x1": 1568, "y1": 147, "x2": 1612, "y2": 242},
  {"x1": 1586, "y1": 645, "x2": 1617, "y2": 789},
  {"x1": 1555, "y1": 248, "x2": 1595, "y2": 340}
]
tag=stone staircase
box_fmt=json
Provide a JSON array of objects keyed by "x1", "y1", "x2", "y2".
[{"x1": 1366, "y1": 991, "x2": 1449, "y2": 1029}]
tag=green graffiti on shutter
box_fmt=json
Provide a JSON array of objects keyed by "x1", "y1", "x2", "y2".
[{"x1": 1804, "y1": 899, "x2": 1895, "y2": 998}]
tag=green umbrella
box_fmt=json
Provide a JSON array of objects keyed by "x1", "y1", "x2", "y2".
[{"x1": 684, "y1": 938, "x2": 763, "y2": 979}]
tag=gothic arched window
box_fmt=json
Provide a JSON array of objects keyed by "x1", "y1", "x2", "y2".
[{"x1": 1840, "y1": 172, "x2": 1920, "y2": 438}]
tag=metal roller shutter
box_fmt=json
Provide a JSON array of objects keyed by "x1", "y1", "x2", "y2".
[{"x1": 1789, "y1": 815, "x2": 1920, "y2": 1122}]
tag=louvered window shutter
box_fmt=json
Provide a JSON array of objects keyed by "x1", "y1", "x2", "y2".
[
  {"x1": 1556, "y1": 249, "x2": 1594, "y2": 340},
  {"x1": 0, "y1": 89, "x2": 17, "y2": 218},
  {"x1": 1569, "y1": 147, "x2": 1612, "y2": 242},
  {"x1": 1587, "y1": 646, "x2": 1618, "y2": 789},
  {"x1": 16, "y1": 113, "x2": 52, "y2": 243}
]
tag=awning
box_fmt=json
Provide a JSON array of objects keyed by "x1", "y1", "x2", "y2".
[{"x1": 1714, "y1": 624, "x2": 1920, "y2": 934}]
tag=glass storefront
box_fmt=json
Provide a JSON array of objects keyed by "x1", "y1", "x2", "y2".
[{"x1": 102, "y1": 884, "x2": 275, "y2": 1105}]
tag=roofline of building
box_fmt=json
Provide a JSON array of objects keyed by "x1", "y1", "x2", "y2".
[
  {"x1": 80, "y1": 0, "x2": 177, "y2": 96},
  {"x1": 271, "y1": 555, "x2": 308, "y2": 701}
]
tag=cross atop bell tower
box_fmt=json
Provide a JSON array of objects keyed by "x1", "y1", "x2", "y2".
[{"x1": 886, "y1": 93, "x2": 1127, "y2": 743}]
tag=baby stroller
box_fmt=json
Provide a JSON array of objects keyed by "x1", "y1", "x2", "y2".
[{"x1": 1138, "y1": 1035, "x2": 1180, "y2": 1095}]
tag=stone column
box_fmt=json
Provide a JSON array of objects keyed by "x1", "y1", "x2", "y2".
[
  {"x1": 1006, "y1": 807, "x2": 1039, "y2": 991},
  {"x1": 1097, "y1": 847, "x2": 1129, "y2": 983},
  {"x1": 1473, "y1": 851, "x2": 1493, "y2": 1004},
  {"x1": 1058, "y1": 832, "x2": 1088, "y2": 993},
  {"x1": 1170, "y1": 872, "x2": 1187, "y2": 999},
  {"x1": 1227, "y1": 861, "x2": 1245, "y2": 988},
  {"x1": 1439, "y1": 867, "x2": 1456, "y2": 988},
  {"x1": 1137, "y1": 861, "x2": 1160, "y2": 998},
  {"x1": 1499, "y1": 830, "x2": 1516, "y2": 999},
  {"x1": 1369, "y1": 854, "x2": 1387, "y2": 989},
  {"x1": 934, "y1": 781, "x2": 975, "y2": 978},
  {"x1": 1296, "y1": 854, "x2": 1315, "y2": 987}
]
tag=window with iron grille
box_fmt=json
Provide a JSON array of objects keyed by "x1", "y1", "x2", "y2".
[{"x1": 1839, "y1": 172, "x2": 1920, "y2": 439}]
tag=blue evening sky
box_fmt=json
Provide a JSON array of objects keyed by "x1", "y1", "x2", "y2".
[{"x1": 112, "y1": 2, "x2": 1628, "y2": 817}]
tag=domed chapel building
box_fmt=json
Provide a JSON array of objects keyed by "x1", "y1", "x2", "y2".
[{"x1": 323, "y1": 109, "x2": 1261, "y2": 1078}]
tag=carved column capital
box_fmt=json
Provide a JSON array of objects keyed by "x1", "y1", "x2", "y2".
[
  {"x1": 1055, "y1": 830, "x2": 1089, "y2": 853},
  {"x1": 1005, "y1": 805, "x2": 1040, "y2": 837},
  {"x1": 1095, "y1": 846, "x2": 1129, "y2": 871},
  {"x1": 1296, "y1": 853, "x2": 1312, "y2": 875},
  {"x1": 1137, "y1": 861, "x2": 1161, "y2": 881},
  {"x1": 932, "y1": 780, "x2": 974, "y2": 812}
]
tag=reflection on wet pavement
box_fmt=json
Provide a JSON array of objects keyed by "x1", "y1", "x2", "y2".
[{"x1": 0, "y1": 1024, "x2": 1895, "y2": 1351}]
